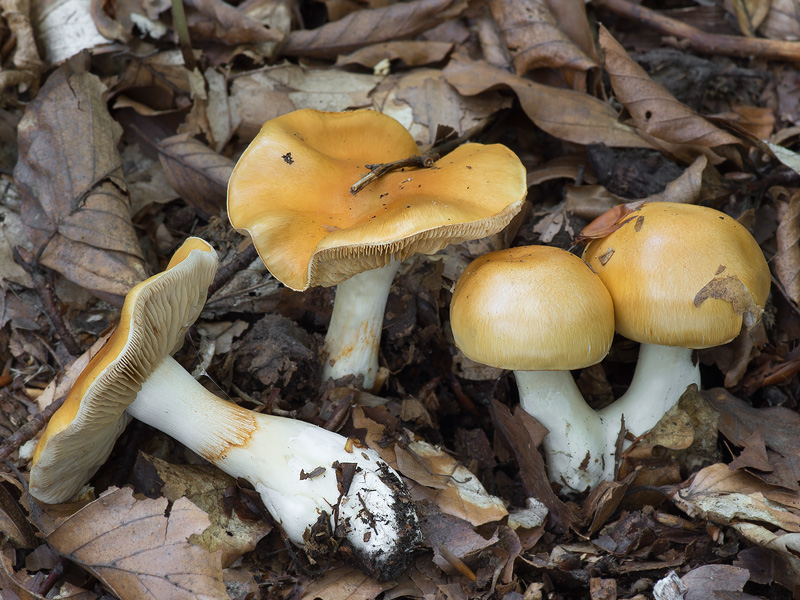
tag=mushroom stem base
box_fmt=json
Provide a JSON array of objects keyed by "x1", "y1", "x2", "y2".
[
  {"x1": 322, "y1": 260, "x2": 401, "y2": 390},
  {"x1": 127, "y1": 357, "x2": 419, "y2": 578},
  {"x1": 514, "y1": 370, "x2": 606, "y2": 494},
  {"x1": 598, "y1": 344, "x2": 700, "y2": 473}
]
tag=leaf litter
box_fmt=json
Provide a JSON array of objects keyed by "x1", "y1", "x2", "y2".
[{"x1": 1, "y1": 0, "x2": 800, "y2": 598}]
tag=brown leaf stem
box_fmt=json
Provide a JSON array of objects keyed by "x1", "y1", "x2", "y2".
[{"x1": 593, "y1": 0, "x2": 800, "y2": 61}]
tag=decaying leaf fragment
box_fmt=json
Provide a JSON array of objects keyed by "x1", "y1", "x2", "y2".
[
  {"x1": 693, "y1": 274, "x2": 764, "y2": 328},
  {"x1": 670, "y1": 463, "x2": 800, "y2": 532},
  {"x1": 45, "y1": 487, "x2": 227, "y2": 600},
  {"x1": 14, "y1": 59, "x2": 146, "y2": 298},
  {"x1": 396, "y1": 440, "x2": 508, "y2": 527}
]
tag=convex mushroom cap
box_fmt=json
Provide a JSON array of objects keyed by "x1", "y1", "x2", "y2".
[
  {"x1": 450, "y1": 245, "x2": 614, "y2": 493},
  {"x1": 581, "y1": 201, "x2": 770, "y2": 348},
  {"x1": 227, "y1": 108, "x2": 527, "y2": 291},
  {"x1": 451, "y1": 245, "x2": 614, "y2": 371},
  {"x1": 29, "y1": 237, "x2": 217, "y2": 503}
]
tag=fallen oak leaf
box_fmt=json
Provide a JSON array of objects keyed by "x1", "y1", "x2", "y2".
[{"x1": 44, "y1": 487, "x2": 227, "y2": 600}]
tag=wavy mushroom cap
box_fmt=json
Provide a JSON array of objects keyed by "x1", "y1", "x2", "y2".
[
  {"x1": 227, "y1": 109, "x2": 528, "y2": 291},
  {"x1": 450, "y1": 246, "x2": 615, "y2": 371},
  {"x1": 581, "y1": 202, "x2": 770, "y2": 349},
  {"x1": 29, "y1": 238, "x2": 218, "y2": 504}
]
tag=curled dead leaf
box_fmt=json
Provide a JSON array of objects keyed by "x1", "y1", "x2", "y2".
[{"x1": 598, "y1": 26, "x2": 740, "y2": 149}]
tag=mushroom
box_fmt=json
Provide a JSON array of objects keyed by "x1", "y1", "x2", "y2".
[
  {"x1": 449, "y1": 245, "x2": 614, "y2": 493},
  {"x1": 29, "y1": 237, "x2": 420, "y2": 580},
  {"x1": 582, "y1": 201, "x2": 771, "y2": 470},
  {"x1": 227, "y1": 108, "x2": 527, "y2": 390}
]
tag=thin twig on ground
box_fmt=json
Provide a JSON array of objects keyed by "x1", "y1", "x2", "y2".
[
  {"x1": 594, "y1": 0, "x2": 800, "y2": 61},
  {"x1": 0, "y1": 391, "x2": 68, "y2": 462},
  {"x1": 12, "y1": 246, "x2": 81, "y2": 357}
]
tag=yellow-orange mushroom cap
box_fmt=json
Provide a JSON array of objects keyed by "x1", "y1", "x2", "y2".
[
  {"x1": 227, "y1": 109, "x2": 528, "y2": 291},
  {"x1": 581, "y1": 202, "x2": 770, "y2": 349},
  {"x1": 29, "y1": 238, "x2": 218, "y2": 503},
  {"x1": 451, "y1": 246, "x2": 615, "y2": 371}
]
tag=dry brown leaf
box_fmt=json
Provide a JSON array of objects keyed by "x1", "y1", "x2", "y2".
[
  {"x1": 774, "y1": 188, "x2": 800, "y2": 305},
  {"x1": 708, "y1": 387, "x2": 800, "y2": 489},
  {"x1": 598, "y1": 26, "x2": 740, "y2": 149},
  {"x1": 681, "y1": 564, "x2": 750, "y2": 600},
  {"x1": 759, "y1": 0, "x2": 800, "y2": 40},
  {"x1": 45, "y1": 487, "x2": 228, "y2": 600},
  {"x1": 185, "y1": 0, "x2": 282, "y2": 44},
  {"x1": 669, "y1": 463, "x2": 800, "y2": 532},
  {"x1": 489, "y1": 400, "x2": 575, "y2": 533},
  {"x1": 0, "y1": 0, "x2": 43, "y2": 95},
  {"x1": 418, "y1": 502, "x2": 500, "y2": 576},
  {"x1": 545, "y1": 0, "x2": 598, "y2": 62},
  {"x1": 133, "y1": 454, "x2": 271, "y2": 567},
  {"x1": 1, "y1": 547, "x2": 97, "y2": 600},
  {"x1": 299, "y1": 567, "x2": 394, "y2": 600},
  {"x1": 157, "y1": 133, "x2": 233, "y2": 219},
  {"x1": 229, "y1": 64, "x2": 379, "y2": 141},
  {"x1": 397, "y1": 440, "x2": 508, "y2": 526},
  {"x1": 733, "y1": 523, "x2": 800, "y2": 590},
  {"x1": 443, "y1": 53, "x2": 651, "y2": 148},
  {"x1": 283, "y1": 0, "x2": 467, "y2": 59},
  {"x1": 376, "y1": 68, "x2": 512, "y2": 145},
  {"x1": 729, "y1": 0, "x2": 772, "y2": 36},
  {"x1": 0, "y1": 481, "x2": 36, "y2": 548},
  {"x1": 110, "y1": 51, "x2": 194, "y2": 113},
  {"x1": 14, "y1": 58, "x2": 146, "y2": 298},
  {"x1": 335, "y1": 40, "x2": 453, "y2": 69},
  {"x1": 488, "y1": 0, "x2": 595, "y2": 75}
]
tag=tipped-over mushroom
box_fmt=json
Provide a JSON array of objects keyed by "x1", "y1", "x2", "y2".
[
  {"x1": 582, "y1": 201, "x2": 771, "y2": 471},
  {"x1": 450, "y1": 246, "x2": 615, "y2": 493},
  {"x1": 29, "y1": 238, "x2": 420, "y2": 580},
  {"x1": 227, "y1": 108, "x2": 527, "y2": 390}
]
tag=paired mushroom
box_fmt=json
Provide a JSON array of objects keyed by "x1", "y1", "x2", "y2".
[
  {"x1": 450, "y1": 246, "x2": 614, "y2": 493},
  {"x1": 29, "y1": 238, "x2": 420, "y2": 580},
  {"x1": 227, "y1": 108, "x2": 527, "y2": 390},
  {"x1": 582, "y1": 201, "x2": 771, "y2": 461},
  {"x1": 450, "y1": 202, "x2": 770, "y2": 493}
]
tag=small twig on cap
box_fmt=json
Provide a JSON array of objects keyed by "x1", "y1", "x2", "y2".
[
  {"x1": 0, "y1": 391, "x2": 69, "y2": 462},
  {"x1": 349, "y1": 128, "x2": 476, "y2": 195},
  {"x1": 12, "y1": 246, "x2": 82, "y2": 357}
]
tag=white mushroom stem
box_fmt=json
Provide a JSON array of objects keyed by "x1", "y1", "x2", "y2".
[
  {"x1": 514, "y1": 370, "x2": 606, "y2": 495},
  {"x1": 322, "y1": 260, "x2": 401, "y2": 390},
  {"x1": 598, "y1": 344, "x2": 700, "y2": 466},
  {"x1": 126, "y1": 355, "x2": 418, "y2": 577}
]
